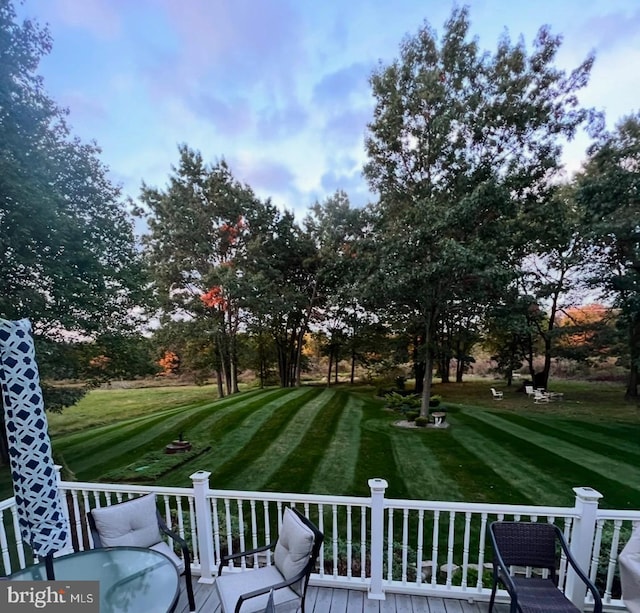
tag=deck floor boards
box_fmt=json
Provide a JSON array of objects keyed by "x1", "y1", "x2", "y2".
[{"x1": 175, "y1": 577, "x2": 509, "y2": 613}]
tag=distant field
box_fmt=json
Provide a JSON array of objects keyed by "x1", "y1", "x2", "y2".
[{"x1": 1, "y1": 380, "x2": 639, "y2": 509}]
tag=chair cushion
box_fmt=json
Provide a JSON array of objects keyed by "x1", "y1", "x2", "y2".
[
  {"x1": 91, "y1": 494, "x2": 162, "y2": 548},
  {"x1": 151, "y1": 541, "x2": 185, "y2": 574},
  {"x1": 215, "y1": 566, "x2": 300, "y2": 613},
  {"x1": 274, "y1": 508, "x2": 315, "y2": 584}
]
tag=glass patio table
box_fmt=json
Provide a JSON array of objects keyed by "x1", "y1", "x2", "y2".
[{"x1": 9, "y1": 546, "x2": 180, "y2": 613}]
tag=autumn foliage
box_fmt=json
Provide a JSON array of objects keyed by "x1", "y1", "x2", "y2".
[
  {"x1": 158, "y1": 350, "x2": 180, "y2": 375},
  {"x1": 201, "y1": 286, "x2": 228, "y2": 311}
]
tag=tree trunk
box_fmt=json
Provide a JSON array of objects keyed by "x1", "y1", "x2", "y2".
[
  {"x1": 350, "y1": 350, "x2": 356, "y2": 385},
  {"x1": 326, "y1": 350, "x2": 333, "y2": 387},
  {"x1": 215, "y1": 369, "x2": 225, "y2": 398},
  {"x1": 295, "y1": 281, "x2": 317, "y2": 387},
  {"x1": 440, "y1": 356, "x2": 450, "y2": 383},
  {"x1": 413, "y1": 335, "x2": 425, "y2": 394},
  {"x1": 455, "y1": 358, "x2": 464, "y2": 383},
  {"x1": 334, "y1": 352, "x2": 339, "y2": 384},
  {"x1": 420, "y1": 319, "x2": 433, "y2": 419},
  {"x1": 625, "y1": 316, "x2": 640, "y2": 399}
]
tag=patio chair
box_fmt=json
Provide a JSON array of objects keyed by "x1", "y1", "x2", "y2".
[
  {"x1": 525, "y1": 385, "x2": 535, "y2": 398},
  {"x1": 215, "y1": 507, "x2": 323, "y2": 613},
  {"x1": 491, "y1": 387, "x2": 504, "y2": 400},
  {"x1": 88, "y1": 493, "x2": 195, "y2": 611},
  {"x1": 488, "y1": 521, "x2": 602, "y2": 613},
  {"x1": 533, "y1": 389, "x2": 550, "y2": 404}
]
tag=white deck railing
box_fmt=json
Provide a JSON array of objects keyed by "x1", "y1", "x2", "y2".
[{"x1": 0, "y1": 472, "x2": 638, "y2": 611}]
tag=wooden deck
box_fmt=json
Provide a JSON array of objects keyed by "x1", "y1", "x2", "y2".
[{"x1": 174, "y1": 577, "x2": 510, "y2": 613}]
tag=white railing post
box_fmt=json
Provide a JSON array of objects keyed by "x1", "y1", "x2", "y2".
[
  {"x1": 191, "y1": 470, "x2": 215, "y2": 583},
  {"x1": 368, "y1": 478, "x2": 388, "y2": 600},
  {"x1": 566, "y1": 486, "x2": 602, "y2": 609}
]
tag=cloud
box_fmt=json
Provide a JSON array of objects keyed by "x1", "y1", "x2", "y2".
[
  {"x1": 231, "y1": 156, "x2": 297, "y2": 195},
  {"x1": 323, "y1": 108, "x2": 371, "y2": 149},
  {"x1": 579, "y1": 8, "x2": 640, "y2": 54},
  {"x1": 256, "y1": 103, "x2": 309, "y2": 140},
  {"x1": 313, "y1": 62, "x2": 372, "y2": 109},
  {"x1": 156, "y1": 0, "x2": 306, "y2": 90},
  {"x1": 43, "y1": 0, "x2": 123, "y2": 39},
  {"x1": 187, "y1": 92, "x2": 254, "y2": 137}
]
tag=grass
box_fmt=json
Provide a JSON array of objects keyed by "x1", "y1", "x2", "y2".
[{"x1": 1, "y1": 379, "x2": 639, "y2": 511}]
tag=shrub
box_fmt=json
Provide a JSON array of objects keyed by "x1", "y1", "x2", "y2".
[
  {"x1": 384, "y1": 391, "x2": 420, "y2": 411},
  {"x1": 405, "y1": 411, "x2": 420, "y2": 422},
  {"x1": 415, "y1": 416, "x2": 428, "y2": 427},
  {"x1": 429, "y1": 395, "x2": 442, "y2": 408}
]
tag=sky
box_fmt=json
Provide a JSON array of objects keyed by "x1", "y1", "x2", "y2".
[{"x1": 16, "y1": 0, "x2": 640, "y2": 220}]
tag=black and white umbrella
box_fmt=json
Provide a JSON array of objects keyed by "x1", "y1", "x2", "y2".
[{"x1": 0, "y1": 318, "x2": 68, "y2": 579}]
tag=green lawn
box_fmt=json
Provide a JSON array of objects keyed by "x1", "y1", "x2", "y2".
[{"x1": 1, "y1": 380, "x2": 639, "y2": 509}]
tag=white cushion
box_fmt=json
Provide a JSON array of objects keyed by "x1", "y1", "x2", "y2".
[
  {"x1": 274, "y1": 508, "x2": 315, "y2": 586},
  {"x1": 91, "y1": 494, "x2": 162, "y2": 548},
  {"x1": 151, "y1": 541, "x2": 185, "y2": 574},
  {"x1": 215, "y1": 566, "x2": 300, "y2": 613}
]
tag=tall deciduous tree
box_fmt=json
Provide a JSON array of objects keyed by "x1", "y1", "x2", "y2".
[
  {"x1": 577, "y1": 113, "x2": 640, "y2": 399},
  {"x1": 137, "y1": 146, "x2": 257, "y2": 395},
  {"x1": 0, "y1": 0, "x2": 144, "y2": 337},
  {"x1": 0, "y1": 0, "x2": 146, "y2": 463},
  {"x1": 364, "y1": 7, "x2": 597, "y2": 417}
]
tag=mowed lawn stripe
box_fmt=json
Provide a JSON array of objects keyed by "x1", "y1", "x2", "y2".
[
  {"x1": 56, "y1": 389, "x2": 287, "y2": 478},
  {"x1": 199, "y1": 388, "x2": 315, "y2": 480},
  {"x1": 413, "y1": 416, "x2": 526, "y2": 504},
  {"x1": 524, "y1": 417, "x2": 640, "y2": 459},
  {"x1": 458, "y1": 410, "x2": 640, "y2": 508},
  {"x1": 469, "y1": 411, "x2": 640, "y2": 488},
  {"x1": 309, "y1": 394, "x2": 363, "y2": 494},
  {"x1": 262, "y1": 389, "x2": 349, "y2": 493},
  {"x1": 450, "y1": 412, "x2": 570, "y2": 506},
  {"x1": 495, "y1": 413, "x2": 640, "y2": 465},
  {"x1": 389, "y1": 428, "x2": 463, "y2": 501},
  {"x1": 212, "y1": 387, "x2": 323, "y2": 488},
  {"x1": 353, "y1": 404, "x2": 410, "y2": 499}
]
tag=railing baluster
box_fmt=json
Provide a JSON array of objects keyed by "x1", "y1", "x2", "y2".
[
  {"x1": 445, "y1": 511, "x2": 456, "y2": 588},
  {"x1": 604, "y1": 519, "x2": 622, "y2": 602},
  {"x1": 416, "y1": 509, "x2": 424, "y2": 586},
  {"x1": 317, "y1": 503, "x2": 325, "y2": 578},
  {"x1": 0, "y1": 508, "x2": 11, "y2": 574},
  {"x1": 237, "y1": 500, "x2": 246, "y2": 570},
  {"x1": 346, "y1": 504, "x2": 353, "y2": 579},
  {"x1": 431, "y1": 510, "x2": 440, "y2": 588},
  {"x1": 360, "y1": 506, "x2": 367, "y2": 581},
  {"x1": 211, "y1": 498, "x2": 221, "y2": 569},
  {"x1": 401, "y1": 508, "x2": 409, "y2": 583},
  {"x1": 332, "y1": 504, "x2": 338, "y2": 579},
  {"x1": 477, "y1": 513, "x2": 488, "y2": 591},
  {"x1": 461, "y1": 512, "x2": 471, "y2": 589},
  {"x1": 223, "y1": 498, "x2": 233, "y2": 564},
  {"x1": 387, "y1": 508, "x2": 394, "y2": 582}
]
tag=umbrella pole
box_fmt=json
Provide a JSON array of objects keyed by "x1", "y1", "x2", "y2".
[{"x1": 45, "y1": 553, "x2": 55, "y2": 580}]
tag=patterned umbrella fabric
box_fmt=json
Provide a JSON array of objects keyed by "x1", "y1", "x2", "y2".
[{"x1": 0, "y1": 318, "x2": 68, "y2": 577}]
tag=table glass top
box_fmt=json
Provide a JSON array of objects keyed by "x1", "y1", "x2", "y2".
[{"x1": 10, "y1": 546, "x2": 179, "y2": 613}]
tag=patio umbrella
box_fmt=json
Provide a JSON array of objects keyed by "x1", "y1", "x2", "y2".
[{"x1": 0, "y1": 318, "x2": 68, "y2": 579}]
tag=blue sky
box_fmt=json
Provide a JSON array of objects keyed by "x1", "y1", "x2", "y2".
[{"x1": 18, "y1": 0, "x2": 640, "y2": 218}]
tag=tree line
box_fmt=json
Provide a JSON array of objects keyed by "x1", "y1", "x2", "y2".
[{"x1": 2, "y1": 2, "x2": 640, "y2": 431}]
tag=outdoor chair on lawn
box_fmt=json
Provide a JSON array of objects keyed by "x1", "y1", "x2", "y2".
[
  {"x1": 88, "y1": 493, "x2": 196, "y2": 611},
  {"x1": 533, "y1": 389, "x2": 550, "y2": 404},
  {"x1": 215, "y1": 507, "x2": 323, "y2": 613},
  {"x1": 491, "y1": 387, "x2": 504, "y2": 400},
  {"x1": 525, "y1": 385, "x2": 535, "y2": 398},
  {"x1": 488, "y1": 521, "x2": 602, "y2": 613}
]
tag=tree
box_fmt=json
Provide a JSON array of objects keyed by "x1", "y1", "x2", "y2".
[
  {"x1": 137, "y1": 146, "x2": 257, "y2": 395},
  {"x1": 0, "y1": 0, "x2": 146, "y2": 463},
  {"x1": 364, "y1": 7, "x2": 597, "y2": 417},
  {"x1": 577, "y1": 113, "x2": 640, "y2": 398}
]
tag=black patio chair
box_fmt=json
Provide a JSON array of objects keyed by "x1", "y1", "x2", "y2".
[{"x1": 488, "y1": 521, "x2": 602, "y2": 613}]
